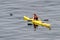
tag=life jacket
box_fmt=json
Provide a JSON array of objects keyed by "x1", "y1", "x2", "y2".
[{"x1": 34, "y1": 16, "x2": 38, "y2": 20}]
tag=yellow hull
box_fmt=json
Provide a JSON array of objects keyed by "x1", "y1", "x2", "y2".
[{"x1": 23, "y1": 16, "x2": 51, "y2": 30}]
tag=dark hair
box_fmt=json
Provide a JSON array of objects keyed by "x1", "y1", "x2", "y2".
[{"x1": 34, "y1": 13, "x2": 37, "y2": 16}]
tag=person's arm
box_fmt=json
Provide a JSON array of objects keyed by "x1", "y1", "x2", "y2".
[{"x1": 32, "y1": 15, "x2": 34, "y2": 19}]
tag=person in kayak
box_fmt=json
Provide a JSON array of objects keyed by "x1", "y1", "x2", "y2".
[{"x1": 33, "y1": 13, "x2": 38, "y2": 31}]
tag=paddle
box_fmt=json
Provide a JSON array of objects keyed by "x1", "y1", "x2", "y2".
[{"x1": 43, "y1": 19, "x2": 49, "y2": 21}]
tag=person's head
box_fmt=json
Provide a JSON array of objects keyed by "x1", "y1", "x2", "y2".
[{"x1": 33, "y1": 13, "x2": 37, "y2": 16}]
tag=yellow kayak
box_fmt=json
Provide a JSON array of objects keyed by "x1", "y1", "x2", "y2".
[{"x1": 23, "y1": 16, "x2": 51, "y2": 30}]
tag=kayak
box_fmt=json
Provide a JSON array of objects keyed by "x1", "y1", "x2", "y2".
[{"x1": 23, "y1": 16, "x2": 51, "y2": 30}]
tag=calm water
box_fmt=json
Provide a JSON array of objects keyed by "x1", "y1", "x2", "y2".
[{"x1": 0, "y1": 0, "x2": 60, "y2": 40}]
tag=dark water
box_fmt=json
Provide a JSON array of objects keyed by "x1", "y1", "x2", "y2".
[{"x1": 0, "y1": 0, "x2": 60, "y2": 40}]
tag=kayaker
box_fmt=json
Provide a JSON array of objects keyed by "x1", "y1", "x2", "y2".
[{"x1": 33, "y1": 13, "x2": 38, "y2": 31}]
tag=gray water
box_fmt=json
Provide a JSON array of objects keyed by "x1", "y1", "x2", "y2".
[{"x1": 0, "y1": 0, "x2": 60, "y2": 40}]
